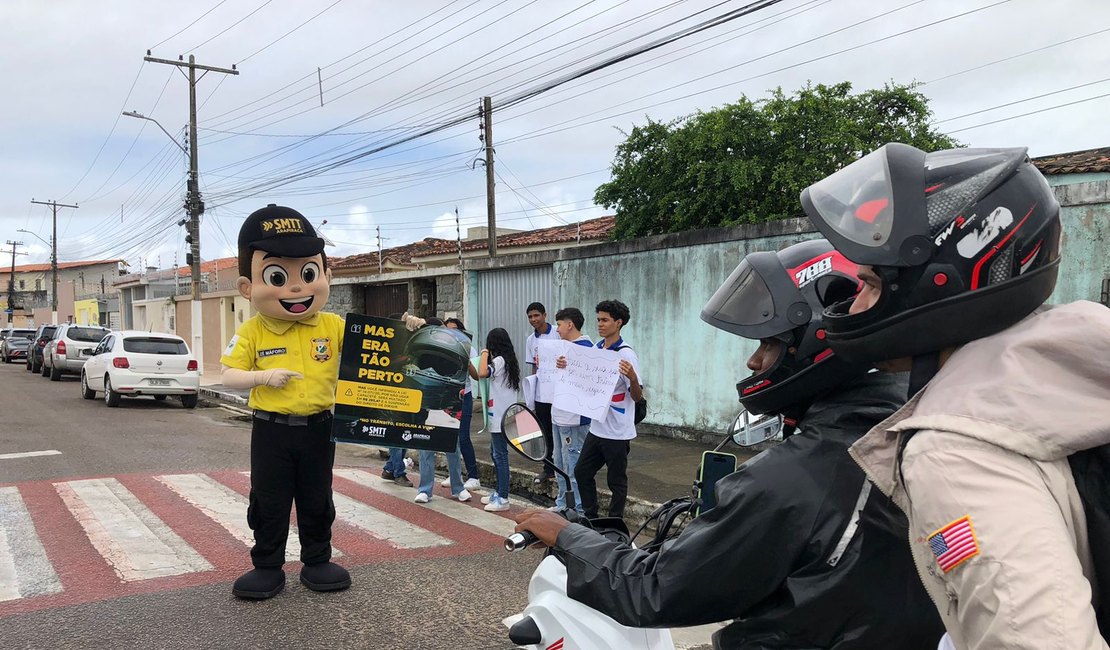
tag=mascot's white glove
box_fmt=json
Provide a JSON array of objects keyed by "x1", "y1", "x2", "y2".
[
  {"x1": 401, "y1": 311, "x2": 426, "y2": 332},
  {"x1": 221, "y1": 366, "x2": 303, "y2": 389}
]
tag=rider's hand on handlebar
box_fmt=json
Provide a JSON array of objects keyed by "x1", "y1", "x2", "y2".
[{"x1": 513, "y1": 510, "x2": 572, "y2": 548}]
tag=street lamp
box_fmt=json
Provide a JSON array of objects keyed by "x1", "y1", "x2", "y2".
[
  {"x1": 16, "y1": 228, "x2": 57, "y2": 323},
  {"x1": 123, "y1": 110, "x2": 204, "y2": 371}
]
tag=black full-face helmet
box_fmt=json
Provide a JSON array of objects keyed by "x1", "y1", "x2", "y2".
[
  {"x1": 800, "y1": 143, "x2": 1061, "y2": 363},
  {"x1": 399, "y1": 326, "x2": 469, "y2": 410},
  {"x1": 701, "y1": 239, "x2": 871, "y2": 416}
]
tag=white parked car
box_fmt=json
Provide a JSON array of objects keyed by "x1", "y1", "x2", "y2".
[{"x1": 80, "y1": 330, "x2": 200, "y2": 408}]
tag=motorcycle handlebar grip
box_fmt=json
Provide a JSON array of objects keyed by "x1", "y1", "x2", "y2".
[{"x1": 505, "y1": 531, "x2": 538, "y2": 552}]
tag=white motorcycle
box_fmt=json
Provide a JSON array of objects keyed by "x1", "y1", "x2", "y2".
[{"x1": 500, "y1": 403, "x2": 782, "y2": 650}]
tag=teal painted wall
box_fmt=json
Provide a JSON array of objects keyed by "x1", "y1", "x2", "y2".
[
  {"x1": 553, "y1": 230, "x2": 819, "y2": 436},
  {"x1": 1045, "y1": 175, "x2": 1110, "y2": 305}
]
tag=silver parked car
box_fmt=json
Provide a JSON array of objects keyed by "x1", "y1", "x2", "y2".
[
  {"x1": 43, "y1": 324, "x2": 112, "y2": 380},
  {"x1": 1, "y1": 328, "x2": 36, "y2": 363}
]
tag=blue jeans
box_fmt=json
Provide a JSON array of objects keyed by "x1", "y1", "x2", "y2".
[
  {"x1": 489, "y1": 433, "x2": 510, "y2": 499},
  {"x1": 384, "y1": 447, "x2": 407, "y2": 478},
  {"x1": 553, "y1": 423, "x2": 588, "y2": 512},
  {"x1": 418, "y1": 440, "x2": 464, "y2": 497},
  {"x1": 457, "y1": 394, "x2": 479, "y2": 479}
]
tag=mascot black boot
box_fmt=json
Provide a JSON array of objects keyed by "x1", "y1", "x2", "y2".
[
  {"x1": 300, "y1": 561, "x2": 352, "y2": 592},
  {"x1": 232, "y1": 567, "x2": 286, "y2": 600},
  {"x1": 220, "y1": 204, "x2": 352, "y2": 600}
]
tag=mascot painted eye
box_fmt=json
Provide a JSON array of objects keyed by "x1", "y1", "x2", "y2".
[
  {"x1": 301, "y1": 261, "x2": 321, "y2": 284},
  {"x1": 262, "y1": 265, "x2": 288, "y2": 287}
]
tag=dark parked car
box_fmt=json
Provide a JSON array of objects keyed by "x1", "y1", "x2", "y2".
[
  {"x1": 26, "y1": 324, "x2": 59, "y2": 374},
  {"x1": 1, "y1": 328, "x2": 36, "y2": 363}
]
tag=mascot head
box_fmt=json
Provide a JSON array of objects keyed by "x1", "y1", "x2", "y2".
[{"x1": 236, "y1": 204, "x2": 331, "y2": 321}]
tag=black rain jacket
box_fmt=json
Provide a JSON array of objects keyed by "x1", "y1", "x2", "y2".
[{"x1": 554, "y1": 372, "x2": 944, "y2": 649}]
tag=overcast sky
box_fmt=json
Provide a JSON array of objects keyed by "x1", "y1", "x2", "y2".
[{"x1": 3, "y1": 0, "x2": 1108, "y2": 268}]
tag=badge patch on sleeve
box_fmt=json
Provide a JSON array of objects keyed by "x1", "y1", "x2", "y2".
[
  {"x1": 224, "y1": 335, "x2": 239, "y2": 356},
  {"x1": 928, "y1": 515, "x2": 980, "y2": 573}
]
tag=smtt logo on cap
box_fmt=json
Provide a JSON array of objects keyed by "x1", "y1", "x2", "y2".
[{"x1": 262, "y1": 218, "x2": 305, "y2": 235}]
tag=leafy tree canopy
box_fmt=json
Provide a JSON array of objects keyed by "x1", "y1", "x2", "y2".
[{"x1": 595, "y1": 82, "x2": 960, "y2": 239}]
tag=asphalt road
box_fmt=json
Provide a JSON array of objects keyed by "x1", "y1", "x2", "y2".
[
  {"x1": 0, "y1": 362, "x2": 717, "y2": 649},
  {"x1": 0, "y1": 361, "x2": 536, "y2": 649}
]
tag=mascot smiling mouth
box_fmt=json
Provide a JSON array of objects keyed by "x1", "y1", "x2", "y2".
[{"x1": 280, "y1": 296, "x2": 314, "y2": 314}]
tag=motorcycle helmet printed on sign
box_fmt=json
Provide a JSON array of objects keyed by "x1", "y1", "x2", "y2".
[
  {"x1": 700, "y1": 239, "x2": 872, "y2": 416},
  {"x1": 800, "y1": 143, "x2": 1061, "y2": 362},
  {"x1": 399, "y1": 326, "x2": 469, "y2": 410}
]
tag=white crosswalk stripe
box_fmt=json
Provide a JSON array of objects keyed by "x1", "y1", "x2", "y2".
[
  {"x1": 155, "y1": 473, "x2": 318, "y2": 562},
  {"x1": 334, "y1": 469, "x2": 517, "y2": 538},
  {"x1": 0, "y1": 468, "x2": 513, "y2": 605},
  {"x1": 332, "y1": 492, "x2": 451, "y2": 548},
  {"x1": 0, "y1": 487, "x2": 62, "y2": 602},
  {"x1": 55, "y1": 478, "x2": 212, "y2": 582}
]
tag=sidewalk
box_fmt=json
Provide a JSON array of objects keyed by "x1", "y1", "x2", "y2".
[{"x1": 198, "y1": 377, "x2": 757, "y2": 530}]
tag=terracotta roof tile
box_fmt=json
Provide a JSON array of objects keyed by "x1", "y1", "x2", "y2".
[
  {"x1": 332, "y1": 238, "x2": 450, "y2": 270},
  {"x1": 9, "y1": 259, "x2": 121, "y2": 273},
  {"x1": 416, "y1": 215, "x2": 615, "y2": 257},
  {"x1": 1033, "y1": 147, "x2": 1110, "y2": 175}
]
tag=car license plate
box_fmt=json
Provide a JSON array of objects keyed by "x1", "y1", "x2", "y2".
[{"x1": 148, "y1": 379, "x2": 171, "y2": 386}]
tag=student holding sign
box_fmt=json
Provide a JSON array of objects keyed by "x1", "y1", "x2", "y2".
[
  {"x1": 575, "y1": 300, "x2": 642, "y2": 520},
  {"x1": 550, "y1": 307, "x2": 593, "y2": 513}
]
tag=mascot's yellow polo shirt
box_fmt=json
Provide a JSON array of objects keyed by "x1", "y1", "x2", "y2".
[{"x1": 221, "y1": 312, "x2": 346, "y2": 415}]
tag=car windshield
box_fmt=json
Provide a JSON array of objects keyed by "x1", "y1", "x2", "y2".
[
  {"x1": 12, "y1": 329, "x2": 35, "y2": 339},
  {"x1": 68, "y1": 327, "x2": 110, "y2": 342},
  {"x1": 40, "y1": 327, "x2": 57, "y2": 338},
  {"x1": 122, "y1": 337, "x2": 188, "y2": 355}
]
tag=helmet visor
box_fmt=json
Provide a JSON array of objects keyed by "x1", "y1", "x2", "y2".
[
  {"x1": 701, "y1": 259, "x2": 776, "y2": 333},
  {"x1": 804, "y1": 147, "x2": 895, "y2": 250}
]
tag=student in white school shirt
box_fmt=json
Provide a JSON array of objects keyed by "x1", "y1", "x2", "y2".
[
  {"x1": 471, "y1": 327, "x2": 522, "y2": 513},
  {"x1": 524, "y1": 301, "x2": 561, "y2": 483},
  {"x1": 574, "y1": 299, "x2": 642, "y2": 520},
  {"x1": 549, "y1": 306, "x2": 593, "y2": 513}
]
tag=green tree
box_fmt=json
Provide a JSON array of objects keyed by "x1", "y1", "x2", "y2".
[{"x1": 595, "y1": 82, "x2": 960, "y2": 239}]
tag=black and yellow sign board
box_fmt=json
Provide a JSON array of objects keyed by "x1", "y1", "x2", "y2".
[{"x1": 331, "y1": 313, "x2": 468, "y2": 452}]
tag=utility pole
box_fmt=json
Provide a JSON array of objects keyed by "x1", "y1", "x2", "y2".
[
  {"x1": 3, "y1": 241, "x2": 27, "y2": 324},
  {"x1": 481, "y1": 96, "x2": 497, "y2": 257},
  {"x1": 144, "y1": 52, "x2": 238, "y2": 373},
  {"x1": 30, "y1": 199, "x2": 78, "y2": 324}
]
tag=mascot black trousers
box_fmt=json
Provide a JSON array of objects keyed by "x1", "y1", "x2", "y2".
[{"x1": 248, "y1": 414, "x2": 336, "y2": 568}]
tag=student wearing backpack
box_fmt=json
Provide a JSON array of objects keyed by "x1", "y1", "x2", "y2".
[
  {"x1": 574, "y1": 299, "x2": 642, "y2": 520},
  {"x1": 802, "y1": 143, "x2": 1110, "y2": 648}
]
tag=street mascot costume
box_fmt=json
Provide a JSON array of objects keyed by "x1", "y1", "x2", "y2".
[{"x1": 221, "y1": 204, "x2": 350, "y2": 599}]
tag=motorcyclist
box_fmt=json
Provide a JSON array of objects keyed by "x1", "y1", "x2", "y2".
[
  {"x1": 801, "y1": 143, "x2": 1110, "y2": 648},
  {"x1": 514, "y1": 239, "x2": 945, "y2": 649}
]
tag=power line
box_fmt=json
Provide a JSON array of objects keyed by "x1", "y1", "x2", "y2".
[
  {"x1": 924, "y1": 25, "x2": 1110, "y2": 86},
  {"x1": 58, "y1": 63, "x2": 146, "y2": 200},
  {"x1": 184, "y1": 0, "x2": 275, "y2": 53},
  {"x1": 947, "y1": 90, "x2": 1110, "y2": 134},
  {"x1": 936, "y1": 76, "x2": 1110, "y2": 124},
  {"x1": 149, "y1": 0, "x2": 231, "y2": 51},
  {"x1": 237, "y1": 0, "x2": 346, "y2": 65}
]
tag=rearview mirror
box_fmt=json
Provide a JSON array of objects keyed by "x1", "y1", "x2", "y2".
[
  {"x1": 730, "y1": 407, "x2": 783, "y2": 447},
  {"x1": 502, "y1": 402, "x2": 547, "y2": 462}
]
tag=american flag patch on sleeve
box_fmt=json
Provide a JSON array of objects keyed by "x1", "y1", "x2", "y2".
[{"x1": 928, "y1": 515, "x2": 980, "y2": 573}]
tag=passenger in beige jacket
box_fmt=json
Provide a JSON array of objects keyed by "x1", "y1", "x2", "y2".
[{"x1": 801, "y1": 143, "x2": 1110, "y2": 649}]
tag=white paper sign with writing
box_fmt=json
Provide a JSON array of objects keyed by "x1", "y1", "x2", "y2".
[
  {"x1": 535, "y1": 339, "x2": 567, "y2": 404},
  {"x1": 552, "y1": 345, "x2": 622, "y2": 420},
  {"x1": 522, "y1": 374, "x2": 537, "y2": 410}
]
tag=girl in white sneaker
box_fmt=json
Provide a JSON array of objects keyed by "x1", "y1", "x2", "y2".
[{"x1": 472, "y1": 328, "x2": 520, "y2": 512}]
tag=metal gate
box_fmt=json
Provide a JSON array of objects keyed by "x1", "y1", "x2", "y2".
[
  {"x1": 363, "y1": 283, "x2": 409, "y2": 318},
  {"x1": 474, "y1": 265, "x2": 554, "y2": 368}
]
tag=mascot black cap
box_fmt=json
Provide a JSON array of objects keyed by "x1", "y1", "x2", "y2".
[{"x1": 239, "y1": 204, "x2": 325, "y2": 258}]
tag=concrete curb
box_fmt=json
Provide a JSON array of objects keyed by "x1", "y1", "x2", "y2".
[{"x1": 199, "y1": 386, "x2": 664, "y2": 531}]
